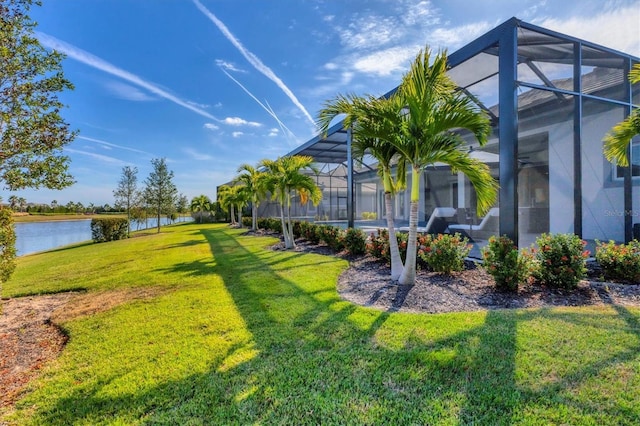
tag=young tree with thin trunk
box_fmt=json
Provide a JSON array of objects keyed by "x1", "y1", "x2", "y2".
[
  {"x1": 176, "y1": 194, "x2": 189, "y2": 222},
  {"x1": 190, "y1": 195, "x2": 212, "y2": 223},
  {"x1": 318, "y1": 93, "x2": 407, "y2": 280},
  {"x1": 143, "y1": 158, "x2": 178, "y2": 233},
  {"x1": 392, "y1": 48, "x2": 498, "y2": 285},
  {"x1": 234, "y1": 163, "x2": 266, "y2": 231},
  {"x1": 217, "y1": 185, "x2": 236, "y2": 225},
  {"x1": 113, "y1": 166, "x2": 138, "y2": 237},
  {"x1": 260, "y1": 156, "x2": 322, "y2": 249}
]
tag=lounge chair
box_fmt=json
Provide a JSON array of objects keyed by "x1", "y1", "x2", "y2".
[
  {"x1": 446, "y1": 207, "x2": 499, "y2": 240},
  {"x1": 398, "y1": 207, "x2": 458, "y2": 234}
]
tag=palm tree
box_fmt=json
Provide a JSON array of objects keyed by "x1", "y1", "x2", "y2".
[
  {"x1": 190, "y1": 195, "x2": 212, "y2": 223},
  {"x1": 389, "y1": 48, "x2": 498, "y2": 285},
  {"x1": 603, "y1": 63, "x2": 640, "y2": 167},
  {"x1": 260, "y1": 155, "x2": 322, "y2": 249},
  {"x1": 317, "y1": 93, "x2": 407, "y2": 280},
  {"x1": 234, "y1": 163, "x2": 266, "y2": 231},
  {"x1": 8, "y1": 195, "x2": 18, "y2": 211},
  {"x1": 217, "y1": 185, "x2": 236, "y2": 225}
]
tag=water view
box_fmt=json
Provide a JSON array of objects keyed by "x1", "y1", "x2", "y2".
[{"x1": 14, "y1": 217, "x2": 193, "y2": 256}]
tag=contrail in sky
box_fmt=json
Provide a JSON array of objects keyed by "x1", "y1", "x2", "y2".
[
  {"x1": 37, "y1": 32, "x2": 222, "y2": 122},
  {"x1": 219, "y1": 68, "x2": 296, "y2": 140},
  {"x1": 78, "y1": 136, "x2": 154, "y2": 156},
  {"x1": 192, "y1": 0, "x2": 316, "y2": 127}
]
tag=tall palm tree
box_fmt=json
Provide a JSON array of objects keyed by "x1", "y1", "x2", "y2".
[
  {"x1": 317, "y1": 93, "x2": 407, "y2": 280},
  {"x1": 217, "y1": 185, "x2": 237, "y2": 225},
  {"x1": 260, "y1": 155, "x2": 322, "y2": 249},
  {"x1": 8, "y1": 195, "x2": 18, "y2": 211},
  {"x1": 234, "y1": 163, "x2": 266, "y2": 231},
  {"x1": 603, "y1": 63, "x2": 640, "y2": 167},
  {"x1": 232, "y1": 185, "x2": 250, "y2": 227},
  {"x1": 391, "y1": 48, "x2": 498, "y2": 285},
  {"x1": 190, "y1": 194, "x2": 212, "y2": 223}
]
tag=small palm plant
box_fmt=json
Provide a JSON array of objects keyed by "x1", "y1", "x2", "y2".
[{"x1": 260, "y1": 156, "x2": 322, "y2": 249}]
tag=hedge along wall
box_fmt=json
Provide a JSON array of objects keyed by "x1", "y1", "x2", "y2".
[{"x1": 91, "y1": 218, "x2": 129, "y2": 243}]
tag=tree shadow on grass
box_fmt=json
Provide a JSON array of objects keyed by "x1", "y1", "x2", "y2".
[{"x1": 18, "y1": 226, "x2": 639, "y2": 424}]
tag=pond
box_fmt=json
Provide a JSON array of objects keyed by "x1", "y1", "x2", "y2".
[{"x1": 14, "y1": 217, "x2": 192, "y2": 256}]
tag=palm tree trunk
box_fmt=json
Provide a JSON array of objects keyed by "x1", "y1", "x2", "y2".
[
  {"x1": 279, "y1": 202, "x2": 291, "y2": 248},
  {"x1": 252, "y1": 203, "x2": 258, "y2": 230},
  {"x1": 399, "y1": 168, "x2": 421, "y2": 285},
  {"x1": 237, "y1": 204, "x2": 242, "y2": 228},
  {"x1": 285, "y1": 195, "x2": 295, "y2": 249},
  {"x1": 230, "y1": 205, "x2": 236, "y2": 225},
  {"x1": 385, "y1": 192, "x2": 404, "y2": 280}
]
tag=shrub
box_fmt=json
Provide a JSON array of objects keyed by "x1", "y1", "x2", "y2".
[
  {"x1": 0, "y1": 208, "x2": 17, "y2": 286},
  {"x1": 299, "y1": 221, "x2": 321, "y2": 244},
  {"x1": 343, "y1": 228, "x2": 366, "y2": 255},
  {"x1": 91, "y1": 218, "x2": 129, "y2": 243},
  {"x1": 418, "y1": 233, "x2": 471, "y2": 274},
  {"x1": 242, "y1": 217, "x2": 252, "y2": 227},
  {"x1": 533, "y1": 233, "x2": 589, "y2": 289},
  {"x1": 361, "y1": 212, "x2": 377, "y2": 220},
  {"x1": 481, "y1": 235, "x2": 534, "y2": 291},
  {"x1": 257, "y1": 217, "x2": 282, "y2": 233},
  {"x1": 366, "y1": 229, "x2": 389, "y2": 261},
  {"x1": 319, "y1": 225, "x2": 345, "y2": 252},
  {"x1": 595, "y1": 239, "x2": 640, "y2": 283}
]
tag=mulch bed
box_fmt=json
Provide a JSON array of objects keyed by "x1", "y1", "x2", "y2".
[{"x1": 268, "y1": 235, "x2": 640, "y2": 314}]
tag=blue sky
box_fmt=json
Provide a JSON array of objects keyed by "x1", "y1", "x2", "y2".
[{"x1": 5, "y1": 0, "x2": 639, "y2": 207}]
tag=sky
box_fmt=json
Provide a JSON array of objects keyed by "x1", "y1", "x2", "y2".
[{"x1": 4, "y1": 0, "x2": 639, "y2": 207}]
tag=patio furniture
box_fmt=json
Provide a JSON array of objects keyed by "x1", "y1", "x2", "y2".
[
  {"x1": 398, "y1": 207, "x2": 458, "y2": 234},
  {"x1": 446, "y1": 207, "x2": 499, "y2": 240}
]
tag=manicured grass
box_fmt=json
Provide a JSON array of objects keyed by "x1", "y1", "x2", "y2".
[{"x1": 2, "y1": 223, "x2": 639, "y2": 425}]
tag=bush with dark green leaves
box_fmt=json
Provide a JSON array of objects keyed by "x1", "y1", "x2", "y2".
[
  {"x1": 533, "y1": 233, "x2": 589, "y2": 289},
  {"x1": 595, "y1": 239, "x2": 640, "y2": 283},
  {"x1": 319, "y1": 225, "x2": 345, "y2": 252},
  {"x1": 418, "y1": 233, "x2": 471, "y2": 274},
  {"x1": 481, "y1": 235, "x2": 534, "y2": 291},
  {"x1": 342, "y1": 228, "x2": 366, "y2": 255},
  {"x1": 0, "y1": 208, "x2": 17, "y2": 287},
  {"x1": 91, "y1": 218, "x2": 129, "y2": 243}
]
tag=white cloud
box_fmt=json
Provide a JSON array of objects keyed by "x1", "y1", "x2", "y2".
[
  {"x1": 215, "y1": 59, "x2": 246, "y2": 73},
  {"x1": 204, "y1": 123, "x2": 219, "y2": 130},
  {"x1": 338, "y1": 14, "x2": 403, "y2": 50},
  {"x1": 224, "y1": 117, "x2": 262, "y2": 127},
  {"x1": 428, "y1": 22, "x2": 493, "y2": 50},
  {"x1": 36, "y1": 32, "x2": 222, "y2": 122},
  {"x1": 193, "y1": 0, "x2": 315, "y2": 126},
  {"x1": 232, "y1": 131, "x2": 244, "y2": 138},
  {"x1": 183, "y1": 148, "x2": 214, "y2": 161},
  {"x1": 402, "y1": 1, "x2": 439, "y2": 26},
  {"x1": 352, "y1": 45, "x2": 420, "y2": 76},
  {"x1": 324, "y1": 62, "x2": 338, "y2": 70},
  {"x1": 538, "y1": 5, "x2": 640, "y2": 55},
  {"x1": 268, "y1": 128, "x2": 279, "y2": 137},
  {"x1": 104, "y1": 80, "x2": 155, "y2": 101}
]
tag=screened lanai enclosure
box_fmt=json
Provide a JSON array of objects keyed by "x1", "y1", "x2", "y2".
[{"x1": 280, "y1": 17, "x2": 638, "y2": 254}]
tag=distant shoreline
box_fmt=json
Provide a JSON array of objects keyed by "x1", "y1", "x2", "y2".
[{"x1": 12, "y1": 214, "x2": 126, "y2": 223}]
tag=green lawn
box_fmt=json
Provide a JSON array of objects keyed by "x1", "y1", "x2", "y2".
[{"x1": 2, "y1": 223, "x2": 639, "y2": 425}]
